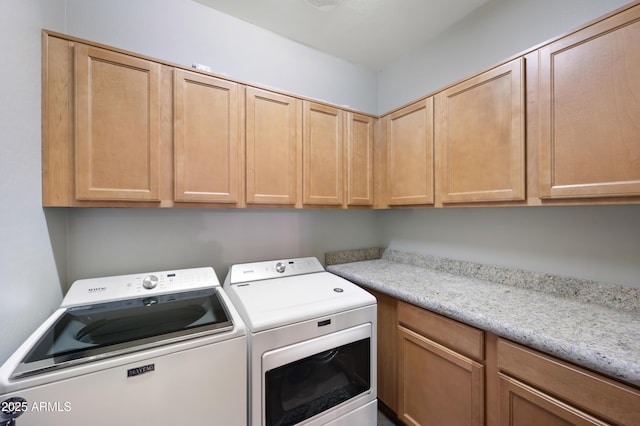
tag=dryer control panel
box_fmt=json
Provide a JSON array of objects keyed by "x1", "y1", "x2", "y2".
[{"x1": 226, "y1": 257, "x2": 324, "y2": 285}]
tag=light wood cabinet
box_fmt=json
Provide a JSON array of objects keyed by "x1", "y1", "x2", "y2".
[
  {"x1": 302, "y1": 101, "x2": 344, "y2": 206},
  {"x1": 74, "y1": 44, "x2": 162, "y2": 202},
  {"x1": 397, "y1": 301, "x2": 484, "y2": 426},
  {"x1": 368, "y1": 290, "x2": 397, "y2": 413},
  {"x1": 538, "y1": 4, "x2": 640, "y2": 200},
  {"x1": 346, "y1": 112, "x2": 375, "y2": 206},
  {"x1": 497, "y1": 338, "x2": 640, "y2": 426},
  {"x1": 174, "y1": 69, "x2": 241, "y2": 204},
  {"x1": 245, "y1": 87, "x2": 302, "y2": 206},
  {"x1": 498, "y1": 374, "x2": 607, "y2": 425},
  {"x1": 385, "y1": 98, "x2": 434, "y2": 206},
  {"x1": 435, "y1": 58, "x2": 525, "y2": 204},
  {"x1": 370, "y1": 291, "x2": 640, "y2": 426}
]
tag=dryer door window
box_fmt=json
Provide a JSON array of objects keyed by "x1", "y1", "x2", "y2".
[{"x1": 263, "y1": 324, "x2": 372, "y2": 426}]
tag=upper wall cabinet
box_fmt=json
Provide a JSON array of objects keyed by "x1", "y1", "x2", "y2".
[
  {"x1": 302, "y1": 101, "x2": 344, "y2": 206},
  {"x1": 346, "y1": 112, "x2": 375, "y2": 206},
  {"x1": 385, "y1": 98, "x2": 435, "y2": 206},
  {"x1": 174, "y1": 69, "x2": 241, "y2": 204},
  {"x1": 74, "y1": 44, "x2": 162, "y2": 202},
  {"x1": 245, "y1": 87, "x2": 302, "y2": 206},
  {"x1": 435, "y1": 58, "x2": 525, "y2": 204},
  {"x1": 538, "y1": 4, "x2": 640, "y2": 200}
]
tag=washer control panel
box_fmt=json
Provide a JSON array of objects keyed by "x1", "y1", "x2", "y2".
[
  {"x1": 61, "y1": 267, "x2": 219, "y2": 307},
  {"x1": 227, "y1": 257, "x2": 324, "y2": 284}
]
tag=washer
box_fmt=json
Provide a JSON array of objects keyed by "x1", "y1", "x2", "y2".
[
  {"x1": 0, "y1": 267, "x2": 247, "y2": 426},
  {"x1": 224, "y1": 257, "x2": 377, "y2": 426}
]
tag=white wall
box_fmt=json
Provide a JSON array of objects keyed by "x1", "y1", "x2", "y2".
[
  {"x1": 66, "y1": 208, "x2": 379, "y2": 284},
  {"x1": 379, "y1": 206, "x2": 640, "y2": 288},
  {"x1": 0, "y1": 0, "x2": 66, "y2": 363},
  {"x1": 378, "y1": 0, "x2": 631, "y2": 113},
  {"x1": 65, "y1": 0, "x2": 378, "y2": 114}
]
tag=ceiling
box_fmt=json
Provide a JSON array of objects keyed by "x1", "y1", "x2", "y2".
[{"x1": 193, "y1": 0, "x2": 493, "y2": 70}]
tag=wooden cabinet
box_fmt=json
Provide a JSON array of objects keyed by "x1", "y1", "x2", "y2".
[
  {"x1": 245, "y1": 87, "x2": 302, "y2": 206},
  {"x1": 397, "y1": 301, "x2": 485, "y2": 425},
  {"x1": 435, "y1": 58, "x2": 525, "y2": 204},
  {"x1": 74, "y1": 44, "x2": 162, "y2": 202},
  {"x1": 371, "y1": 291, "x2": 640, "y2": 426},
  {"x1": 369, "y1": 289, "x2": 397, "y2": 412},
  {"x1": 385, "y1": 98, "x2": 434, "y2": 206},
  {"x1": 302, "y1": 101, "x2": 344, "y2": 206},
  {"x1": 538, "y1": 4, "x2": 640, "y2": 200},
  {"x1": 346, "y1": 112, "x2": 375, "y2": 206},
  {"x1": 497, "y1": 338, "x2": 640, "y2": 426},
  {"x1": 174, "y1": 69, "x2": 241, "y2": 204}
]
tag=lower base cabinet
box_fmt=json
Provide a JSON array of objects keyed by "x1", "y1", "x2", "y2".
[
  {"x1": 497, "y1": 338, "x2": 640, "y2": 426},
  {"x1": 398, "y1": 325, "x2": 484, "y2": 425},
  {"x1": 396, "y1": 301, "x2": 485, "y2": 425},
  {"x1": 370, "y1": 293, "x2": 640, "y2": 426},
  {"x1": 498, "y1": 374, "x2": 607, "y2": 425}
]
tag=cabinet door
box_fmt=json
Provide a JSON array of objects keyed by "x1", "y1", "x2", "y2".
[
  {"x1": 498, "y1": 338, "x2": 640, "y2": 426},
  {"x1": 436, "y1": 58, "x2": 525, "y2": 203},
  {"x1": 539, "y1": 5, "x2": 640, "y2": 199},
  {"x1": 75, "y1": 44, "x2": 161, "y2": 201},
  {"x1": 346, "y1": 113, "x2": 375, "y2": 206},
  {"x1": 397, "y1": 326, "x2": 484, "y2": 426},
  {"x1": 246, "y1": 87, "x2": 301, "y2": 205},
  {"x1": 174, "y1": 70, "x2": 240, "y2": 203},
  {"x1": 499, "y1": 374, "x2": 607, "y2": 426},
  {"x1": 303, "y1": 101, "x2": 344, "y2": 206},
  {"x1": 386, "y1": 98, "x2": 434, "y2": 205}
]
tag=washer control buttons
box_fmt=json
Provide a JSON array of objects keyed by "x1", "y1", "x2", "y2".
[
  {"x1": 275, "y1": 262, "x2": 286, "y2": 273},
  {"x1": 142, "y1": 275, "x2": 159, "y2": 290}
]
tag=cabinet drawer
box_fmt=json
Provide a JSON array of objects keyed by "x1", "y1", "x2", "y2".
[
  {"x1": 497, "y1": 338, "x2": 640, "y2": 425},
  {"x1": 397, "y1": 301, "x2": 484, "y2": 361}
]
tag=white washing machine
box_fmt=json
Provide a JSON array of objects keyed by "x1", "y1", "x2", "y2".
[
  {"x1": 0, "y1": 267, "x2": 247, "y2": 426},
  {"x1": 224, "y1": 257, "x2": 377, "y2": 426}
]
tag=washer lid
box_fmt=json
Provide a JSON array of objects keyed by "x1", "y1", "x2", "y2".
[
  {"x1": 226, "y1": 272, "x2": 375, "y2": 332},
  {"x1": 10, "y1": 287, "x2": 233, "y2": 380}
]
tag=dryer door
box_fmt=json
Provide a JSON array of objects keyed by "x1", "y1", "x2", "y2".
[{"x1": 262, "y1": 324, "x2": 372, "y2": 426}]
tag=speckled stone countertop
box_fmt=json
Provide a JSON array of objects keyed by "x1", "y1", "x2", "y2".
[{"x1": 325, "y1": 249, "x2": 640, "y2": 388}]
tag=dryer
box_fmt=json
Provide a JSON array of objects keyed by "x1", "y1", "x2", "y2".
[{"x1": 224, "y1": 257, "x2": 377, "y2": 426}]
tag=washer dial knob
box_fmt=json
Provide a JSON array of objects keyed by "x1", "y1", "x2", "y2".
[
  {"x1": 142, "y1": 275, "x2": 159, "y2": 289},
  {"x1": 275, "y1": 262, "x2": 286, "y2": 273}
]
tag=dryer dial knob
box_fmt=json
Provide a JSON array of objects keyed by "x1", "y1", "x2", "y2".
[
  {"x1": 275, "y1": 262, "x2": 286, "y2": 273},
  {"x1": 142, "y1": 275, "x2": 159, "y2": 289}
]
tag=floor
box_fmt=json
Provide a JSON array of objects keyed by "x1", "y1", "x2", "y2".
[{"x1": 377, "y1": 408, "x2": 398, "y2": 426}]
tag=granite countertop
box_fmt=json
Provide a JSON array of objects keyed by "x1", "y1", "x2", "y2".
[{"x1": 325, "y1": 249, "x2": 640, "y2": 388}]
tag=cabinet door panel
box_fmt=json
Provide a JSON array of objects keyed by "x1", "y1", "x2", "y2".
[
  {"x1": 174, "y1": 70, "x2": 239, "y2": 203},
  {"x1": 499, "y1": 374, "x2": 607, "y2": 426},
  {"x1": 386, "y1": 98, "x2": 434, "y2": 205},
  {"x1": 539, "y1": 6, "x2": 640, "y2": 199},
  {"x1": 75, "y1": 44, "x2": 161, "y2": 201},
  {"x1": 397, "y1": 326, "x2": 484, "y2": 426},
  {"x1": 303, "y1": 101, "x2": 344, "y2": 205},
  {"x1": 436, "y1": 58, "x2": 525, "y2": 203},
  {"x1": 246, "y1": 87, "x2": 301, "y2": 205},
  {"x1": 498, "y1": 338, "x2": 640, "y2": 425},
  {"x1": 347, "y1": 113, "x2": 374, "y2": 206}
]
